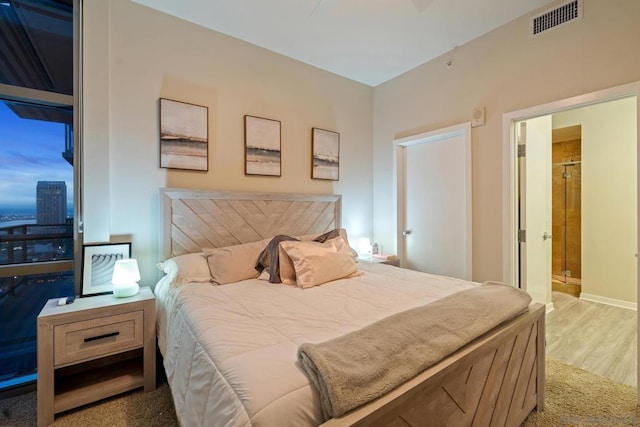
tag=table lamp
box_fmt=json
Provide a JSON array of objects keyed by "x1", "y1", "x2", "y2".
[
  {"x1": 111, "y1": 259, "x2": 140, "y2": 297},
  {"x1": 357, "y1": 237, "x2": 371, "y2": 257}
]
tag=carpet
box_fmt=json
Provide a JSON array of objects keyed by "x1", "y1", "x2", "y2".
[
  {"x1": 0, "y1": 359, "x2": 637, "y2": 426},
  {"x1": 522, "y1": 359, "x2": 639, "y2": 426},
  {"x1": 0, "y1": 382, "x2": 179, "y2": 427}
]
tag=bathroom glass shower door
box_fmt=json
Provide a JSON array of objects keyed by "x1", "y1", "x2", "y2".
[{"x1": 551, "y1": 161, "x2": 582, "y2": 284}]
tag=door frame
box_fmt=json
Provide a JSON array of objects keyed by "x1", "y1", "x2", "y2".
[
  {"x1": 501, "y1": 80, "x2": 640, "y2": 397},
  {"x1": 394, "y1": 122, "x2": 472, "y2": 279},
  {"x1": 502, "y1": 81, "x2": 640, "y2": 286}
]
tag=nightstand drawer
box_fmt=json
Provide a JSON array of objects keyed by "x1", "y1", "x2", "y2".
[{"x1": 54, "y1": 311, "x2": 144, "y2": 366}]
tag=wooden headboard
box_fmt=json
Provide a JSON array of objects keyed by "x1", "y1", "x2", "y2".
[{"x1": 160, "y1": 188, "x2": 342, "y2": 259}]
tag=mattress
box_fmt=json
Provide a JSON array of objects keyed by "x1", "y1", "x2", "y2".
[{"x1": 155, "y1": 263, "x2": 480, "y2": 427}]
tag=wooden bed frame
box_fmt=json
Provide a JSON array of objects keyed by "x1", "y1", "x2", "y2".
[{"x1": 160, "y1": 188, "x2": 545, "y2": 427}]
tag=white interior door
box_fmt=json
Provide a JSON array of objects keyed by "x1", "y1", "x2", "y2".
[
  {"x1": 519, "y1": 117, "x2": 553, "y2": 307},
  {"x1": 400, "y1": 125, "x2": 471, "y2": 280}
]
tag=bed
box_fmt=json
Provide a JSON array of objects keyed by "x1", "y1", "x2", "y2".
[{"x1": 156, "y1": 188, "x2": 545, "y2": 427}]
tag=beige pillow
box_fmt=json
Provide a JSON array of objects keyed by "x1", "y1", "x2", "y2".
[
  {"x1": 203, "y1": 239, "x2": 270, "y2": 285},
  {"x1": 278, "y1": 245, "x2": 297, "y2": 286},
  {"x1": 256, "y1": 230, "x2": 356, "y2": 284},
  {"x1": 157, "y1": 252, "x2": 212, "y2": 284},
  {"x1": 279, "y1": 232, "x2": 356, "y2": 285},
  {"x1": 279, "y1": 237, "x2": 358, "y2": 289},
  {"x1": 297, "y1": 228, "x2": 358, "y2": 258}
]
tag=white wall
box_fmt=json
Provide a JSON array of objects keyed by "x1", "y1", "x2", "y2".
[
  {"x1": 82, "y1": 0, "x2": 374, "y2": 285},
  {"x1": 372, "y1": 0, "x2": 640, "y2": 282},
  {"x1": 81, "y1": 0, "x2": 110, "y2": 244},
  {"x1": 553, "y1": 97, "x2": 638, "y2": 304}
]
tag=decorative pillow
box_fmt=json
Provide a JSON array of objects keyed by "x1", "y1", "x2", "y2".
[
  {"x1": 278, "y1": 244, "x2": 298, "y2": 286},
  {"x1": 279, "y1": 236, "x2": 358, "y2": 289},
  {"x1": 157, "y1": 252, "x2": 212, "y2": 284},
  {"x1": 257, "y1": 228, "x2": 355, "y2": 284},
  {"x1": 299, "y1": 228, "x2": 358, "y2": 258},
  {"x1": 203, "y1": 239, "x2": 270, "y2": 285}
]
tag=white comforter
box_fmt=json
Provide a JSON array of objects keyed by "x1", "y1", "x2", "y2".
[{"x1": 155, "y1": 263, "x2": 479, "y2": 427}]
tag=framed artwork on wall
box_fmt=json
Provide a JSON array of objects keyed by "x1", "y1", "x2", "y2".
[
  {"x1": 159, "y1": 98, "x2": 208, "y2": 171},
  {"x1": 81, "y1": 242, "x2": 132, "y2": 296},
  {"x1": 244, "y1": 115, "x2": 281, "y2": 177},
  {"x1": 312, "y1": 127, "x2": 339, "y2": 180}
]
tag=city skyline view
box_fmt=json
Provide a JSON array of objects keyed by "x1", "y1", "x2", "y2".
[
  {"x1": 0, "y1": 101, "x2": 75, "y2": 389},
  {"x1": 0, "y1": 102, "x2": 73, "y2": 211}
]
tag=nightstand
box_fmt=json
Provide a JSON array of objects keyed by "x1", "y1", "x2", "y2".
[
  {"x1": 357, "y1": 256, "x2": 401, "y2": 267},
  {"x1": 37, "y1": 287, "x2": 156, "y2": 427}
]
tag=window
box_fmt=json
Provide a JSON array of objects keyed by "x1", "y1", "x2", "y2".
[{"x1": 0, "y1": 0, "x2": 76, "y2": 393}]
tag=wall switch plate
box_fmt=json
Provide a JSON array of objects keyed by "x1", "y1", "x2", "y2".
[{"x1": 471, "y1": 107, "x2": 486, "y2": 127}]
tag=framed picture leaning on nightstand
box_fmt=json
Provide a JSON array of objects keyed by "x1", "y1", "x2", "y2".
[{"x1": 81, "y1": 242, "x2": 131, "y2": 296}]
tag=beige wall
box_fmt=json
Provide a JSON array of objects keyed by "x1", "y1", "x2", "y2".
[
  {"x1": 82, "y1": 0, "x2": 373, "y2": 285},
  {"x1": 83, "y1": 0, "x2": 640, "y2": 286},
  {"x1": 372, "y1": 0, "x2": 640, "y2": 282},
  {"x1": 553, "y1": 97, "x2": 637, "y2": 304}
]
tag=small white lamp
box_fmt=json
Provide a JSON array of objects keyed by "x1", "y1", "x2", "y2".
[
  {"x1": 111, "y1": 259, "x2": 140, "y2": 298},
  {"x1": 357, "y1": 237, "x2": 372, "y2": 257}
]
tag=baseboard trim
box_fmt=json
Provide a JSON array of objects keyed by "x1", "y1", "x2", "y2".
[
  {"x1": 546, "y1": 302, "x2": 555, "y2": 315},
  {"x1": 580, "y1": 293, "x2": 637, "y2": 311}
]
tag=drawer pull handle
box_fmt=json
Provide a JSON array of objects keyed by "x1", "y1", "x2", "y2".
[{"x1": 84, "y1": 331, "x2": 119, "y2": 343}]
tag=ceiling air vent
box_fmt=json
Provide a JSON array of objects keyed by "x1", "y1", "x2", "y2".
[{"x1": 530, "y1": 0, "x2": 582, "y2": 37}]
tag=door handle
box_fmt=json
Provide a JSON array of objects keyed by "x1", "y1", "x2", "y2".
[
  {"x1": 542, "y1": 232, "x2": 552, "y2": 241},
  {"x1": 402, "y1": 229, "x2": 412, "y2": 237}
]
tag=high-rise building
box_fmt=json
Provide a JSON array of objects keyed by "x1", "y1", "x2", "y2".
[{"x1": 37, "y1": 181, "x2": 67, "y2": 225}]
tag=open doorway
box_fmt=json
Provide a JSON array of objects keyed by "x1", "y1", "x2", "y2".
[
  {"x1": 516, "y1": 97, "x2": 637, "y2": 311},
  {"x1": 503, "y1": 82, "x2": 639, "y2": 392}
]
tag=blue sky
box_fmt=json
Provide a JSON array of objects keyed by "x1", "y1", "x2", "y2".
[{"x1": 0, "y1": 102, "x2": 73, "y2": 211}]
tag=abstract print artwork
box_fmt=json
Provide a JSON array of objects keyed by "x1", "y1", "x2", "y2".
[
  {"x1": 244, "y1": 115, "x2": 281, "y2": 176},
  {"x1": 312, "y1": 128, "x2": 339, "y2": 180},
  {"x1": 159, "y1": 98, "x2": 208, "y2": 171}
]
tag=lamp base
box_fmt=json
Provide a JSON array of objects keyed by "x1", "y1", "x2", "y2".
[{"x1": 113, "y1": 282, "x2": 139, "y2": 298}]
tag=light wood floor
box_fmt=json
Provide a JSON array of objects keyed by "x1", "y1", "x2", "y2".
[{"x1": 547, "y1": 291, "x2": 637, "y2": 387}]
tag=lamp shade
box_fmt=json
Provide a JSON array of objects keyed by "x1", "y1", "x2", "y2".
[
  {"x1": 111, "y1": 259, "x2": 140, "y2": 297},
  {"x1": 357, "y1": 237, "x2": 371, "y2": 256}
]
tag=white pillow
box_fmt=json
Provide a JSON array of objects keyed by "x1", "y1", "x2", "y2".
[{"x1": 157, "y1": 252, "x2": 212, "y2": 284}]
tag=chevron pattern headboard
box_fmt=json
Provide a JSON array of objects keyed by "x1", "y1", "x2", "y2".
[{"x1": 160, "y1": 188, "x2": 342, "y2": 259}]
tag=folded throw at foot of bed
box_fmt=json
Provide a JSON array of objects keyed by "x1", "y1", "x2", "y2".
[{"x1": 297, "y1": 281, "x2": 532, "y2": 420}]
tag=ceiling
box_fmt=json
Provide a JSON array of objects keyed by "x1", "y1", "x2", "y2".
[{"x1": 132, "y1": 0, "x2": 555, "y2": 87}]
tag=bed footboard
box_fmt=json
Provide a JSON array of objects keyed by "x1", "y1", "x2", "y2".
[{"x1": 322, "y1": 303, "x2": 545, "y2": 427}]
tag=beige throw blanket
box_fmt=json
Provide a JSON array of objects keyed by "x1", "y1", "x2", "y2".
[{"x1": 297, "y1": 281, "x2": 532, "y2": 420}]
